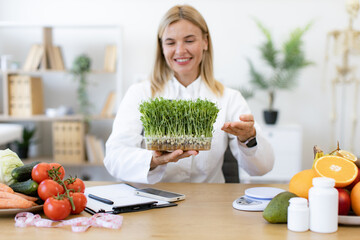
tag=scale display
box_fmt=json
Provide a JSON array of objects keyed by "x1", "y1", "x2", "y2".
[{"x1": 232, "y1": 187, "x2": 285, "y2": 211}]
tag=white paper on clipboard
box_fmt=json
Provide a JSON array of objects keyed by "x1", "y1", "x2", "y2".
[{"x1": 85, "y1": 183, "x2": 169, "y2": 212}]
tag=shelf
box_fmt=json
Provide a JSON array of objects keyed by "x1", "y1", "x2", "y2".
[
  {"x1": 22, "y1": 157, "x2": 105, "y2": 166},
  {"x1": 0, "y1": 70, "x2": 115, "y2": 75},
  {"x1": 0, "y1": 23, "x2": 121, "y2": 162},
  {"x1": 90, "y1": 115, "x2": 115, "y2": 120},
  {"x1": 0, "y1": 114, "x2": 114, "y2": 122},
  {"x1": 0, "y1": 22, "x2": 121, "y2": 29},
  {"x1": 0, "y1": 114, "x2": 83, "y2": 122}
]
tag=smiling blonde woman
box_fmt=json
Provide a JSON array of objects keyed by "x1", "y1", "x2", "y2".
[
  {"x1": 151, "y1": 5, "x2": 223, "y2": 97},
  {"x1": 104, "y1": 5, "x2": 275, "y2": 184}
]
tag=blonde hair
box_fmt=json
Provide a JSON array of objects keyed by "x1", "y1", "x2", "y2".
[{"x1": 150, "y1": 5, "x2": 224, "y2": 97}]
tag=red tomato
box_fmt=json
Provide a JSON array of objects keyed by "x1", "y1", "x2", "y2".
[
  {"x1": 31, "y1": 163, "x2": 51, "y2": 183},
  {"x1": 49, "y1": 163, "x2": 66, "y2": 180},
  {"x1": 37, "y1": 179, "x2": 65, "y2": 201},
  {"x1": 65, "y1": 177, "x2": 85, "y2": 193},
  {"x1": 69, "y1": 192, "x2": 87, "y2": 214},
  {"x1": 44, "y1": 196, "x2": 71, "y2": 220},
  {"x1": 337, "y1": 188, "x2": 351, "y2": 215}
]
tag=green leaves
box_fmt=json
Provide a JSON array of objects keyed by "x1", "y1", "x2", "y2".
[
  {"x1": 247, "y1": 59, "x2": 269, "y2": 90},
  {"x1": 71, "y1": 54, "x2": 92, "y2": 123},
  {"x1": 71, "y1": 54, "x2": 91, "y2": 75},
  {"x1": 139, "y1": 98, "x2": 219, "y2": 138},
  {"x1": 253, "y1": 18, "x2": 278, "y2": 69},
  {"x1": 245, "y1": 19, "x2": 313, "y2": 110},
  {"x1": 282, "y1": 22, "x2": 313, "y2": 70}
]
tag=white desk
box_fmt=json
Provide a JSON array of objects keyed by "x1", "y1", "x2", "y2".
[
  {"x1": 240, "y1": 124, "x2": 303, "y2": 183},
  {"x1": 0, "y1": 123, "x2": 23, "y2": 146}
]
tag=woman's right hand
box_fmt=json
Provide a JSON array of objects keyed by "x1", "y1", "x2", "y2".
[{"x1": 150, "y1": 150, "x2": 198, "y2": 170}]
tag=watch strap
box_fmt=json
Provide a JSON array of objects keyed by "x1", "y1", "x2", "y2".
[{"x1": 244, "y1": 137, "x2": 257, "y2": 148}]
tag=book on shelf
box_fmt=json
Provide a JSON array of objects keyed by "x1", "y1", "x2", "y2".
[
  {"x1": 23, "y1": 44, "x2": 44, "y2": 71},
  {"x1": 46, "y1": 45, "x2": 57, "y2": 70},
  {"x1": 22, "y1": 44, "x2": 65, "y2": 71},
  {"x1": 23, "y1": 26, "x2": 65, "y2": 71},
  {"x1": 104, "y1": 45, "x2": 117, "y2": 72},
  {"x1": 53, "y1": 46, "x2": 65, "y2": 70},
  {"x1": 23, "y1": 44, "x2": 36, "y2": 70},
  {"x1": 100, "y1": 91, "x2": 116, "y2": 117},
  {"x1": 85, "y1": 134, "x2": 105, "y2": 164},
  {"x1": 42, "y1": 27, "x2": 53, "y2": 70},
  {"x1": 85, "y1": 135, "x2": 96, "y2": 163},
  {"x1": 94, "y1": 138, "x2": 105, "y2": 163},
  {"x1": 45, "y1": 45, "x2": 65, "y2": 70}
]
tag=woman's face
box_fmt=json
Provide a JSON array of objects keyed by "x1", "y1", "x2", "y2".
[{"x1": 161, "y1": 19, "x2": 208, "y2": 84}]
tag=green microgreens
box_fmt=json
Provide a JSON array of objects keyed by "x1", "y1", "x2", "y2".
[{"x1": 139, "y1": 98, "x2": 219, "y2": 138}]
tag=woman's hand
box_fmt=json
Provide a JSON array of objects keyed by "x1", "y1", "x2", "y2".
[
  {"x1": 221, "y1": 114, "x2": 256, "y2": 142},
  {"x1": 150, "y1": 150, "x2": 199, "y2": 170}
]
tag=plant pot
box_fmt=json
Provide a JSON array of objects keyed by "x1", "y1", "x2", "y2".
[
  {"x1": 11, "y1": 144, "x2": 29, "y2": 159},
  {"x1": 264, "y1": 110, "x2": 278, "y2": 125}
]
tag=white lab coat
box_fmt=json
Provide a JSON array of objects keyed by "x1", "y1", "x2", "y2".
[{"x1": 104, "y1": 77, "x2": 274, "y2": 183}]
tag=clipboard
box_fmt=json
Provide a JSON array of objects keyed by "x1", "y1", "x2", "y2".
[{"x1": 84, "y1": 183, "x2": 177, "y2": 214}]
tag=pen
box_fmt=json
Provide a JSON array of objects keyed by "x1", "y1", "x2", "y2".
[{"x1": 88, "y1": 194, "x2": 114, "y2": 205}]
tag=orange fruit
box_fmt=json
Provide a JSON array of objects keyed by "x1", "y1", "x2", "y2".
[
  {"x1": 337, "y1": 150, "x2": 358, "y2": 162},
  {"x1": 336, "y1": 150, "x2": 360, "y2": 168},
  {"x1": 350, "y1": 182, "x2": 360, "y2": 216},
  {"x1": 289, "y1": 169, "x2": 317, "y2": 199},
  {"x1": 313, "y1": 155, "x2": 358, "y2": 188}
]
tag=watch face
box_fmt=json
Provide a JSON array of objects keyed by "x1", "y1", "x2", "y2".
[{"x1": 246, "y1": 137, "x2": 257, "y2": 148}]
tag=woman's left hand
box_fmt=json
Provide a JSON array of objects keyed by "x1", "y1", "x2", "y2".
[{"x1": 221, "y1": 114, "x2": 256, "y2": 142}]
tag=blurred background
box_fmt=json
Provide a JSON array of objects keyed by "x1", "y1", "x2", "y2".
[{"x1": 0, "y1": 0, "x2": 359, "y2": 181}]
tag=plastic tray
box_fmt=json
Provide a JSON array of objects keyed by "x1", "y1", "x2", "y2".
[{"x1": 144, "y1": 136, "x2": 212, "y2": 151}]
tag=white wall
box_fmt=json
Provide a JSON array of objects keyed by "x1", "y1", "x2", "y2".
[{"x1": 1, "y1": 0, "x2": 359, "y2": 169}]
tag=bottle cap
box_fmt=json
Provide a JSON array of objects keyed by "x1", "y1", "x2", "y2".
[
  {"x1": 312, "y1": 177, "x2": 335, "y2": 187},
  {"x1": 289, "y1": 197, "x2": 308, "y2": 206}
]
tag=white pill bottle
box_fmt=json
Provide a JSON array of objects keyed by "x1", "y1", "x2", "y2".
[
  {"x1": 287, "y1": 197, "x2": 309, "y2": 232},
  {"x1": 308, "y1": 177, "x2": 338, "y2": 233}
]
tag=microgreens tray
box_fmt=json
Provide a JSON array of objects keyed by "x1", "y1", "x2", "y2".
[
  {"x1": 139, "y1": 98, "x2": 219, "y2": 151},
  {"x1": 144, "y1": 136, "x2": 212, "y2": 151}
]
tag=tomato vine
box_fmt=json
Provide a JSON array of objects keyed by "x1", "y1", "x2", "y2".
[{"x1": 48, "y1": 167, "x2": 75, "y2": 211}]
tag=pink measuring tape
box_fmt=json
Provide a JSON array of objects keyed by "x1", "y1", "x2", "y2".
[{"x1": 15, "y1": 212, "x2": 123, "y2": 232}]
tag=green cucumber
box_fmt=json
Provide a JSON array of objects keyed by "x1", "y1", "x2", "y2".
[
  {"x1": 9, "y1": 179, "x2": 39, "y2": 196},
  {"x1": 11, "y1": 161, "x2": 41, "y2": 182}
]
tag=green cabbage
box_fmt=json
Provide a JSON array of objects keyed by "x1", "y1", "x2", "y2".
[{"x1": 0, "y1": 149, "x2": 24, "y2": 185}]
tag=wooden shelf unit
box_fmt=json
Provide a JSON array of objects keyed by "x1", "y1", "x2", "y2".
[
  {"x1": 0, "y1": 114, "x2": 114, "y2": 122},
  {"x1": 0, "y1": 23, "x2": 122, "y2": 163}
]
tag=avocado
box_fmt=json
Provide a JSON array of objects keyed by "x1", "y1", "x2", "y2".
[{"x1": 263, "y1": 191, "x2": 297, "y2": 223}]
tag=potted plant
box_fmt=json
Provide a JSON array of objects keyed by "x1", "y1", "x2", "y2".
[
  {"x1": 12, "y1": 127, "x2": 36, "y2": 159},
  {"x1": 245, "y1": 19, "x2": 313, "y2": 124},
  {"x1": 71, "y1": 54, "x2": 92, "y2": 128}
]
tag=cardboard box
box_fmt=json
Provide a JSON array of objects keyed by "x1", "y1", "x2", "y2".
[
  {"x1": 52, "y1": 121, "x2": 85, "y2": 164},
  {"x1": 8, "y1": 75, "x2": 44, "y2": 116}
]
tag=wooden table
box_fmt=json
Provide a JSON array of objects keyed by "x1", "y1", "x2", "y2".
[{"x1": 1, "y1": 182, "x2": 359, "y2": 239}]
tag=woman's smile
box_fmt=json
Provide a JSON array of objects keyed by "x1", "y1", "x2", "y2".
[{"x1": 174, "y1": 57, "x2": 192, "y2": 64}]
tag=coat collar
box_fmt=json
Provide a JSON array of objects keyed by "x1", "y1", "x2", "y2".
[{"x1": 161, "y1": 76, "x2": 216, "y2": 101}]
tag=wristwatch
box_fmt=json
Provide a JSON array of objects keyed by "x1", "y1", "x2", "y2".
[{"x1": 244, "y1": 136, "x2": 257, "y2": 148}]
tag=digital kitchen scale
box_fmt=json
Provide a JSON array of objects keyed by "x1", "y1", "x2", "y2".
[{"x1": 232, "y1": 187, "x2": 285, "y2": 212}]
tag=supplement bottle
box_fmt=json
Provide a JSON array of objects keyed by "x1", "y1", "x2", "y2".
[
  {"x1": 287, "y1": 197, "x2": 309, "y2": 232},
  {"x1": 309, "y1": 177, "x2": 338, "y2": 233}
]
